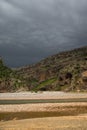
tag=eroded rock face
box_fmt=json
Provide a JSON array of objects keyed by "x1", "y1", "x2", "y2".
[
  {"x1": 77, "y1": 71, "x2": 87, "y2": 90},
  {"x1": 82, "y1": 71, "x2": 87, "y2": 83},
  {"x1": 82, "y1": 71, "x2": 87, "y2": 77},
  {"x1": 39, "y1": 71, "x2": 48, "y2": 82}
]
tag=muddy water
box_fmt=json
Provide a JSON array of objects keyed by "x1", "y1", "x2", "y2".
[{"x1": 0, "y1": 98, "x2": 87, "y2": 105}]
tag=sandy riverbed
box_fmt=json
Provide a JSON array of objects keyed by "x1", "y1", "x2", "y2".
[
  {"x1": 0, "y1": 102, "x2": 87, "y2": 112},
  {"x1": 0, "y1": 115, "x2": 87, "y2": 130},
  {"x1": 0, "y1": 92, "x2": 87, "y2": 130}
]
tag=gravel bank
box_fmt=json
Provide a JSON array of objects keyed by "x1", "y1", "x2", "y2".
[{"x1": 0, "y1": 92, "x2": 87, "y2": 100}]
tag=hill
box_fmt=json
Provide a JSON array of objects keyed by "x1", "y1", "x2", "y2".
[
  {"x1": 0, "y1": 46, "x2": 87, "y2": 92},
  {"x1": 16, "y1": 46, "x2": 87, "y2": 92},
  {"x1": 0, "y1": 58, "x2": 27, "y2": 92}
]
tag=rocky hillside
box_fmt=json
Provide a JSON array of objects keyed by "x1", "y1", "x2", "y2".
[
  {"x1": 16, "y1": 46, "x2": 87, "y2": 92},
  {"x1": 0, "y1": 58, "x2": 27, "y2": 92},
  {"x1": 0, "y1": 46, "x2": 87, "y2": 92}
]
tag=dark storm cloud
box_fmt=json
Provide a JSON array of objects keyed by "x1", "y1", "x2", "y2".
[{"x1": 0, "y1": 0, "x2": 87, "y2": 67}]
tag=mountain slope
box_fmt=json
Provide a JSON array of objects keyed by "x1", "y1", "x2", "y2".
[
  {"x1": 0, "y1": 46, "x2": 87, "y2": 92},
  {"x1": 16, "y1": 46, "x2": 87, "y2": 92}
]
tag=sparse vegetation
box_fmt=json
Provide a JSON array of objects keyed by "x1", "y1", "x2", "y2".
[
  {"x1": 32, "y1": 78, "x2": 57, "y2": 91},
  {"x1": 0, "y1": 58, "x2": 27, "y2": 92}
]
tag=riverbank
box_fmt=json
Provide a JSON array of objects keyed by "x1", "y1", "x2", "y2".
[{"x1": 0, "y1": 92, "x2": 87, "y2": 100}]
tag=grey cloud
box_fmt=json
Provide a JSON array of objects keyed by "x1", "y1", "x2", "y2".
[
  {"x1": 0, "y1": 0, "x2": 23, "y2": 19},
  {"x1": 0, "y1": 0, "x2": 87, "y2": 67}
]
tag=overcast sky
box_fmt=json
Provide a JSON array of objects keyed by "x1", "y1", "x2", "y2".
[{"x1": 0, "y1": 0, "x2": 87, "y2": 67}]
